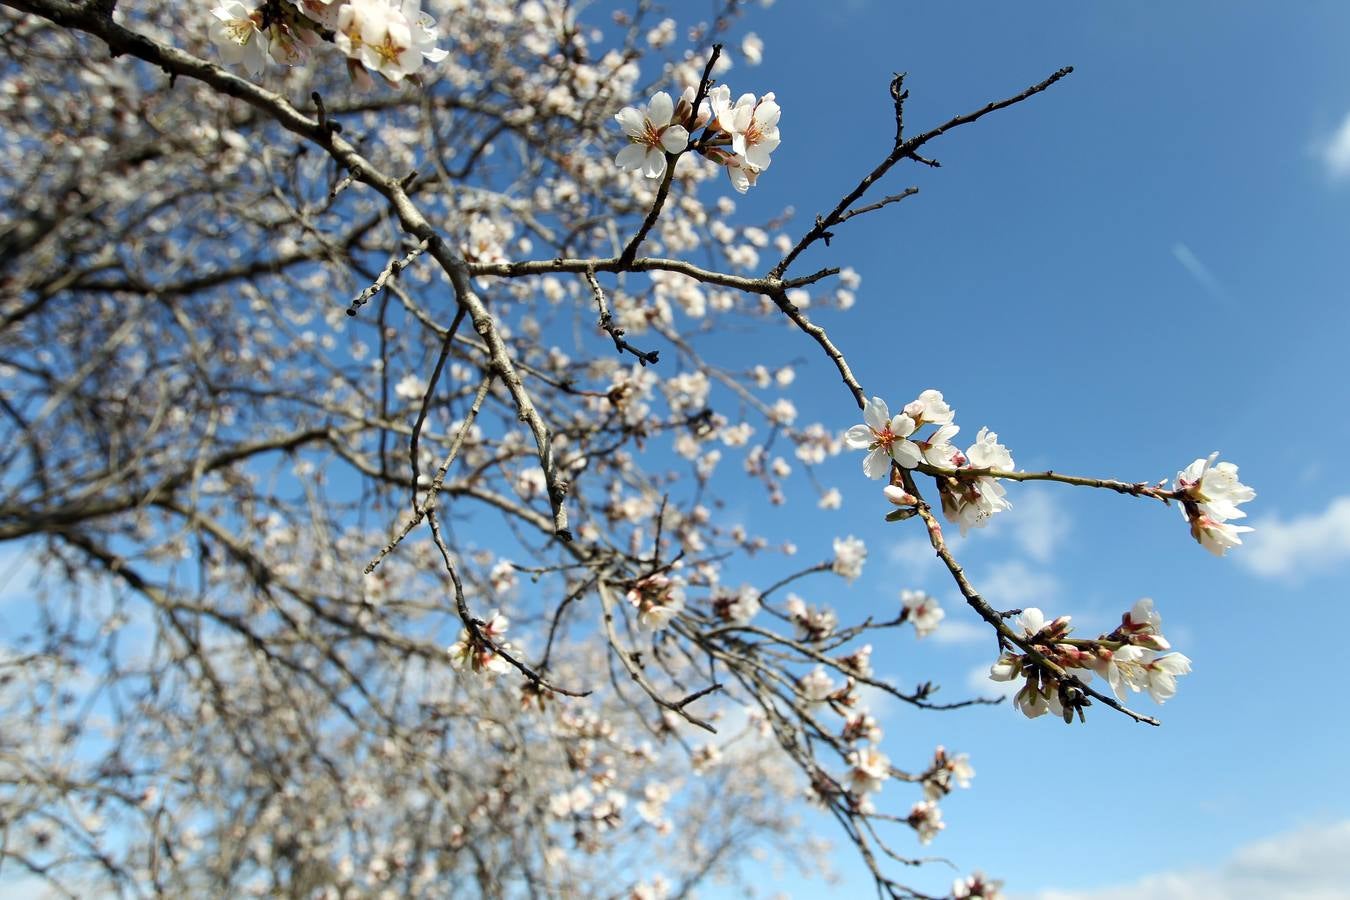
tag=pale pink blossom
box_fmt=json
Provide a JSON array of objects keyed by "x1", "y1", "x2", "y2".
[
  {"x1": 845, "y1": 397, "x2": 921, "y2": 477},
  {"x1": 901, "y1": 590, "x2": 944, "y2": 638},
  {"x1": 907, "y1": 800, "x2": 944, "y2": 844},
  {"x1": 846, "y1": 747, "x2": 891, "y2": 795},
  {"x1": 210, "y1": 2, "x2": 269, "y2": 75},
  {"x1": 614, "y1": 92, "x2": 690, "y2": 178}
]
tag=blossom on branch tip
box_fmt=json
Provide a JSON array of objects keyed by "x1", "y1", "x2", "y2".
[
  {"x1": 626, "y1": 573, "x2": 685, "y2": 630},
  {"x1": 1187, "y1": 513, "x2": 1254, "y2": 556},
  {"x1": 787, "y1": 594, "x2": 837, "y2": 641},
  {"x1": 916, "y1": 423, "x2": 962, "y2": 468},
  {"x1": 938, "y1": 427, "x2": 1015, "y2": 533},
  {"x1": 727, "y1": 92, "x2": 781, "y2": 171},
  {"x1": 723, "y1": 154, "x2": 762, "y2": 194},
  {"x1": 798, "y1": 666, "x2": 836, "y2": 704},
  {"x1": 448, "y1": 609, "x2": 512, "y2": 676},
  {"x1": 712, "y1": 585, "x2": 760, "y2": 624},
  {"x1": 614, "y1": 92, "x2": 690, "y2": 179},
  {"x1": 923, "y1": 746, "x2": 974, "y2": 801},
  {"x1": 290, "y1": 0, "x2": 340, "y2": 29},
  {"x1": 883, "y1": 484, "x2": 917, "y2": 506},
  {"x1": 907, "y1": 800, "x2": 944, "y2": 844},
  {"x1": 832, "y1": 534, "x2": 867, "y2": 582},
  {"x1": 1175, "y1": 452, "x2": 1255, "y2": 555},
  {"x1": 1117, "y1": 597, "x2": 1170, "y2": 650},
  {"x1": 334, "y1": 0, "x2": 442, "y2": 84},
  {"x1": 1142, "y1": 651, "x2": 1192, "y2": 703},
  {"x1": 900, "y1": 590, "x2": 943, "y2": 638},
  {"x1": 1177, "y1": 453, "x2": 1256, "y2": 522},
  {"x1": 845, "y1": 397, "x2": 921, "y2": 477},
  {"x1": 846, "y1": 747, "x2": 891, "y2": 795},
  {"x1": 953, "y1": 872, "x2": 1005, "y2": 900},
  {"x1": 1100, "y1": 646, "x2": 1191, "y2": 703},
  {"x1": 902, "y1": 388, "x2": 954, "y2": 427}
]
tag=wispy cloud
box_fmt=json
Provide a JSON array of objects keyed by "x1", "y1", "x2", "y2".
[
  {"x1": 1238, "y1": 495, "x2": 1350, "y2": 580},
  {"x1": 1172, "y1": 242, "x2": 1233, "y2": 307},
  {"x1": 1318, "y1": 112, "x2": 1350, "y2": 180},
  {"x1": 1005, "y1": 489, "x2": 1070, "y2": 563},
  {"x1": 978, "y1": 560, "x2": 1059, "y2": 607},
  {"x1": 965, "y1": 662, "x2": 1014, "y2": 699},
  {"x1": 888, "y1": 535, "x2": 936, "y2": 574},
  {"x1": 1020, "y1": 819, "x2": 1350, "y2": 900},
  {"x1": 929, "y1": 619, "x2": 988, "y2": 646}
]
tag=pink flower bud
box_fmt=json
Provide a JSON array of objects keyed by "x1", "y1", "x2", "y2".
[
  {"x1": 1131, "y1": 633, "x2": 1172, "y2": 651},
  {"x1": 883, "y1": 485, "x2": 917, "y2": 506}
]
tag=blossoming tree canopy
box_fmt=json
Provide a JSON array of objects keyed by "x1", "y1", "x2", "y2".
[{"x1": 0, "y1": 0, "x2": 1255, "y2": 897}]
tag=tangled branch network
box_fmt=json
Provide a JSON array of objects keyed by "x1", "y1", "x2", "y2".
[{"x1": 0, "y1": 1, "x2": 1254, "y2": 897}]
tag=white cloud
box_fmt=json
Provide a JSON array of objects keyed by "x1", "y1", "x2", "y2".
[
  {"x1": 929, "y1": 619, "x2": 988, "y2": 646},
  {"x1": 1022, "y1": 819, "x2": 1350, "y2": 900},
  {"x1": 1171, "y1": 242, "x2": 1234, "y2": 308},
  {"x1": 965, "y1": 662, "x2": 1014, "y2": 699},
  {"x1": 977, "y1": 560, "x2": 1059, "y2": 607},
  {"x1": 1238, "y1": 495, "x2": 1350, "y2": 580},
  {"x1": 888, "y1": 535, "x2": 935, "y2": 573},
  {"x1": 1005, "y1": 489, "x2": 1070, "y2": 562},
  {"x1": 1319, "y1": 112, "x2": 1350, "y2": 180}
]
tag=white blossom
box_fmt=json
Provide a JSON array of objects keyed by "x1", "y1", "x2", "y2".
[
  {"x1": 1177, "y1": 452, "x2": 1256, "y2": 521},
  {"x1": 953, "y1": 872, "x2": 1005, "y2": 900},
  {"x1": 846, "y1": 747, "x2": 890, "y2": 795},
  {"x1": 907, "y1": 800, "x2": 944, "y2": 844},
  {"x1": 901, "y1": 590, "x2": 944, "y2": 638},
  {"x1": 727, "y1": 92, "x2": 781, "y2": 170},
  {"x1": 903, "y1": 389, "x2": 954, "y2": 427},
  {"x1": 626, "y1": 573, "x2": 685, "y2": 630},
  {"x1": 210, "y1": 2, "x2": 269, "y2": 75},
  {"x1": 832, "y1": 535, "x2": 867, "y2": 582},
  {"x1": 845, "y1": 397, "x2": 922, "y2": 477},
  {"x1": 798, "y1": 666, "x2": 836, "y2": 704},
  {"x1": 336, "y1": 0, "x2": 426, "y2": 83},
  {"x1": 1188, "y1": 512, "x2": 1254, "y2": 556},
  {"x1": 614, "y1": 92, "x2": 690, "y2": 178}
]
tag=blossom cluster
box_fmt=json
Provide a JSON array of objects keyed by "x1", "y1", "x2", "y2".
[
  {"x1": 614, "y1": 84, "x2": 781, "y2": 192},
  {"x1": 989, "y1": 599, "x2": 1192, "y2": 721},
  {"x1": 448, "y1": 608, "x2": 512, "y2": 675},
  {"x1": 209, "y1": 0, "x2": 447, "y2": 83},
  {"x1": 1175, "y1": 452, "x2": 1256, "y2": 556},
  {"x1": 847, "y1": 390, "x2": 1016, "y2": 534},
  {"x1": 626, "y1": 572, "x2": 686, "y2": 631}
]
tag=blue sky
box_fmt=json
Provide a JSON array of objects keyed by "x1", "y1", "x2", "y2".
[
  {"x1": 689, "y1": 1, "x2": 1350, "y2": 896},
  {"x1": 5, "y1": 3, "x2": 1350, "y2": 897}
]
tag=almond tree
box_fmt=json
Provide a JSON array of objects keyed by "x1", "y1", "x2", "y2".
[{"x1": 0, "y1": 2, "x2": 1252, "y2": 897}]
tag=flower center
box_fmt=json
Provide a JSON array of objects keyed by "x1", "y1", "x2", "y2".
[
  {"x1": 639, "y1": 121, "x2": 665, "y2": 149},
  {"x1": 373, "y1": 34, "x2": 407, "y2": 66}
]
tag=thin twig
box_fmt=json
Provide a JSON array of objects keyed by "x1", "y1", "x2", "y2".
[
  {"x1": 347, "y1": 239, "x2": 428, "y2": 317},
  {"x1": 584, "y1": 267, "x2": 660, "y2": 365}
]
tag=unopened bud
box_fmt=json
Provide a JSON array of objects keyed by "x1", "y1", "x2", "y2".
[
  {"x1": 1131, "y1": 633, "x2": 1171, "y2": 651},
  {"x1": 883, "y1": 485, "x2": 917, "y2": 506}
]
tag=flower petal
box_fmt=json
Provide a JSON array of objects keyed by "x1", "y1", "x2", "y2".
[
  {"x1": 863, "y1": 397, "x2": 889, "y2": 432},
  {"x1": 660, "y1": 124, "x2": 689, "y2": 153},
  {"x1": 862, "y1": 448, "x2": 891, "y2": 480},
  {"x1": 640, "y1": 147, "x2": 666, "y2": 178},
  {"x1": 615, "y1": 143, "x2": 647, "y2": 171},
  {"x1": 844, "y1": 424, "x2": 875, "y2": 450},
  {"x1": 614, "y1": 106, "x2": 646, "y2": 138},
  {"x1": 647, "y1": 91, "x2": 674, "y2": 127},
  {"x1": 890, "y1": 439, "x2": 922, "y2": 469}
]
